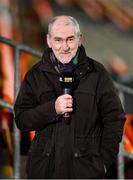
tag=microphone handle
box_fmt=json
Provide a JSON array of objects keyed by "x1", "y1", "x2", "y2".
[
  {"x1": 63, "y1": 88, "x2": 70, "y2": 94},
  {"x1": 63, "y1": 88, "x2": 71, "y2": 124}
]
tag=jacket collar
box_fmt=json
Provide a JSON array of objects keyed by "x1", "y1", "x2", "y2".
[
  {"x1": 39, "y1": 48, "x2": 58, "y2": 74},
  {"x1": 39, "y1": 45, "x2": 95, "y2": 76}
]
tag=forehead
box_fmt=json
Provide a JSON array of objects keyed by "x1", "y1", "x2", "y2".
[{"x1": 50, "y1": 18, "x2": 76, "y2": 37}]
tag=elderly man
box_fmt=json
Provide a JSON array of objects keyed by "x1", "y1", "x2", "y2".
[{"x1": 14, "y1": 15, "x2": 125, "y2": 178}]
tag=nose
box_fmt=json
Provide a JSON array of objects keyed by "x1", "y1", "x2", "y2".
[{"x1": 62, "y1": 40, "x2": 69, "y2": 51}]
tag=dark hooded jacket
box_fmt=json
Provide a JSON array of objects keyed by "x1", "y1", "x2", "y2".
[{"x1": 14, "y1": 45, "x2": 125, "y2": 179}]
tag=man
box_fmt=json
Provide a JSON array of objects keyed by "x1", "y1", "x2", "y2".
[{"x1": 14, "y1": 15, "x2": 126, "y2": 178}]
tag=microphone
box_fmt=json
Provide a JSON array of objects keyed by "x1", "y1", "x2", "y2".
[{"x1": 59, "y1": 71, "x2": 74, "y2": 124}]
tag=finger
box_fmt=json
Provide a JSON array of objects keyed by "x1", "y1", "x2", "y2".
[
  {"x1": 67, "y1": 99, "x2": 73, "y2": 104},
  {"x1": 66, "y1": 103, "x2": 72, "y2": 108},
  {"x1": 63, "y1": 94, "x2": 72, "y2": 99},
  {"x1": 64, "y1": 107, "x2": 73, "y2": 112}
]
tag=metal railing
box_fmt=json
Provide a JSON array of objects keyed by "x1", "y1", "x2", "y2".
[
  {"x1": 0, "y1": 36, "x2": 42, "y2": 179},
  {"x1": 0, "y1": 35, "x2": 133, "y2": 179}
]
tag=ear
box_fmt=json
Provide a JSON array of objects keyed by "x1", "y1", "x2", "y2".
[
  {"x1": 78, "y1": 33, "x2": 83, "y2": 47},
  {"x1": 46, "y1": 34, "x2": 51, "y2": 48}
]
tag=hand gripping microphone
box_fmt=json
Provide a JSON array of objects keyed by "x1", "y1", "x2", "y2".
[{"x1": 59, "y1": 71, "x2": 74, "y2": 124}]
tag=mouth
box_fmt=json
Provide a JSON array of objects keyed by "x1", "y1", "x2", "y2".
[{"x1": 60, "y1": 52, "x2": 70, "y2": 55}]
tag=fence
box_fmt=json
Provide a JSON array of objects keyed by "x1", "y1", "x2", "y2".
[
  {"x1": 0, "y1": 35, "x2": 133, "y2": 179},
  {"x1": 0, "y1": 36, "x2": 42, "y2": 178}
]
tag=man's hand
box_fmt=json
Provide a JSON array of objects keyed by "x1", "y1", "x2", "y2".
[{"x1": 55, "y1": 94, "x2": 73, "y2": 115}]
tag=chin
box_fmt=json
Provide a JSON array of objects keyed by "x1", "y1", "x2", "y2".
[
  {"x1": 61, "y1": 60, "x2": 71, "y2": 64},
  {"x1": 59, "y1": 58, "x2": 72, "y2": 64}
]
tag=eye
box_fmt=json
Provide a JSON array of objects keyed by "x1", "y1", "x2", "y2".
[
  {"x1": 56, "y1": 39, "x2": 60, "y2": 42},
  {"x1": 54, "y1": 38, "x2": 62, "y2": 43},
  {"x1": 67, "y1": 37, "x2": 75, "y2": 43}
]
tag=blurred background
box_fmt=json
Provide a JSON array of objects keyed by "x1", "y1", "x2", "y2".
[{"x1": 0, "y1": 0, "x2": 133, "y2": 179}]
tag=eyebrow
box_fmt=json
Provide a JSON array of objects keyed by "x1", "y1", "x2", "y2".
[{"x1": 53, "y1": 35, "x2": 75, "y2": 40}]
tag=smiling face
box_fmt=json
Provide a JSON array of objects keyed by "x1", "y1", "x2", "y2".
[{"x1": 47, "y1": 16, "x2": 82, "y2": 64}]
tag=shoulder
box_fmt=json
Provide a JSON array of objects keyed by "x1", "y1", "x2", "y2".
[
  {"x1": 92, "y1": 58, "x2": 106, "y2": 72},
  {"x1": 88, "y1": 57, "x2": 108, "y2": 75},
  {"x1": 25, "y1": 48, "x2": 51, "y2": 79},
  {"x1": 24, "y1": 60, "x2": 43, "y2": 83},
  {"x1": 87, "y1": 57, "x2": 114, "y2": 88},
  {"x1": 30, "y1": 60, "x2": 42, "y2": 73}
]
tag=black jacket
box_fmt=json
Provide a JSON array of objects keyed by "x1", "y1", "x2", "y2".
[{"x1": 14, "y1": 45, "x2": 126, "y2": 178}]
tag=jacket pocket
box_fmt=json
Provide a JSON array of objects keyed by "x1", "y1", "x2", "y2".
[
  {"x1": 26, "y1": 136, "x2": 54, "y2": 178},
  {"x1": 72, "y1": 137, "x2": 105, "y2": 178},
  {"x1": 26, "y1": 150, "x2": 53, "y2": 178}
]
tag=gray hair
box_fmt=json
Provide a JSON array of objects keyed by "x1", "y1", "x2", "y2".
[{"x1": 48, "y1": 15, "x2": 81, "y2": 37}]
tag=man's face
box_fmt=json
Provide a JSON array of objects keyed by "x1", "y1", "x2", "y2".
[{"x1": 47, "y1": 17, "x2": 82, "y2": 64}]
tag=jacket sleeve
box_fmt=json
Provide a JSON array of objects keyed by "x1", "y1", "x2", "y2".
[
  {"x1": 97, "y1": 67, "x2": 126, "y2": 170},
  {"x1": 14, "y1": 72, "x2": 59, "y2": 131}
]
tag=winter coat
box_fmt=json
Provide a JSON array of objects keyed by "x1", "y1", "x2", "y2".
[{"x1": 14, "y1": 45, "x2": 126, "y2": 179}]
